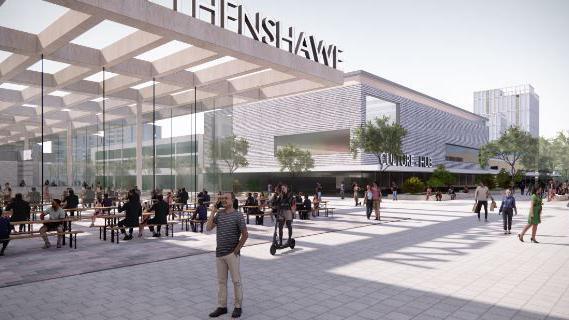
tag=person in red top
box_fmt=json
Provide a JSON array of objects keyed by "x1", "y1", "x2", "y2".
[{"x1": 371, "y1": 182, "x2": 382, "y2": 220}]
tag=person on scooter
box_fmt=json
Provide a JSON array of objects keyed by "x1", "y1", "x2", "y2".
[{"x1": 276, "y1": 184, "x2": 296, "y2": 247}]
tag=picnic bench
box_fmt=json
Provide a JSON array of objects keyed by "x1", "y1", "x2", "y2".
[
  {"x1": 110, "y1": 221, "x2": 176, "y2": 244},
  {"x1": 9, "y1": 219, "x2": 84, "y2": 249},
  {"x1": 242, "y1": 205, "x2": 272, "y2": 225}
]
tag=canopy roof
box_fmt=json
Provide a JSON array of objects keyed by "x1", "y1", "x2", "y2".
[{"x1": 0, "y1": 0, "x2": 344, "y2": 143}]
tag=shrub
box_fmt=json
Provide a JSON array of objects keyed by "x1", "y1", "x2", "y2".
[
  {"x1": 427, "y1": 165, "x2": 456, "y2": 188},
  {"x1": 475, "y1": 174, "x2": 496, "y2": 190},
  {"x1": 402, "y1": 176, "x2": 426, "y2": 194},
  {"x1": 496, "y1": 169, "x2": 511, "y2": 189}
]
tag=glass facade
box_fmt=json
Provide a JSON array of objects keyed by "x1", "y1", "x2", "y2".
[
  {"x1": 0, "y1": 57, "x2": 234, "y2": 200},
  {"x1": 445, "y1": 144, "x2": 479, "y2": 163},
  {"x1": 365, "y1": 95, "x2": 399, "y2": 124},
  {"x1": 274, "y1": 129, "x2": 351, "y2": 155}
]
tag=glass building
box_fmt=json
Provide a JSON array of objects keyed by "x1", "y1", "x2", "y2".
[{"x1": 0, "y1": 0, "x2": 344, "y2": 199}]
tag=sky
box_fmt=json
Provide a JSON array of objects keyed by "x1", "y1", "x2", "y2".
[
  {"x1": 0, "y1": 0, "x2": 567, "y2": 138},
  {"x1": 242, "y1": 0, "x2": 569, "y2": 138}
]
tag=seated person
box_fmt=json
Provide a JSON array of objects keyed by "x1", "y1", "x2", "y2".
[
  {"x1": 83, "y1": 186, "x2": 95, "y2": 208},
  {"x1": 448, "y1": 186, "x2": 456, "y2": 200},
  {"x1": 6, "y1": 193, "x2": 31, "y2": 232},
  {"x1": 435, "y1": 191, "x2": 443, "y2": 201},
  {"x1": 90, "y1": 194, "x2": 113, "y2": 227},
  {"x1": 144, "y1": 194, "x2": 169, "y2": 238},
  {"x1": 27, "y1": 187, "x2": 41, "y2": 210},
  {"x1": 39, "y1": 199, "x2": 66, "y2": 249},
  {"x1": 191, "y1": 200, "x2": 208, "y2": 232},
  {"x1": 0, "y1": 210, "x2": 12, "y2": 256},
  {"x1": 117, "y1": 192, "x2": 142, "y2": 241},
  {"x1": 302, "y1": 195, "x2": 312, "y2": 220},
  {"x1": 63, "y1": 189, "x2": 79, "y2": 217},
  {"x1": 203, "y1": 190, "x2": 211, "y2": 207}
]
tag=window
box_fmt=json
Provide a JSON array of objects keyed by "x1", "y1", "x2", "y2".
[
  {"x1": 274, "y1": 129, "x2": 350, "y2": 156},
  {"x1": 365, "y1": 96, "x2": 399, "y2": 124},
  {"x1": 445, "y1": 144, "x2": 479, "y2": 163}
]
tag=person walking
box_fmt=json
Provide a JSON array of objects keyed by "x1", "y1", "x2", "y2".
[
  {"x1": 207, "y1": 192, "x2": 248, "y2": 319},
  {"x1": 372, "y1": 182, "x2": 382, "y2": 220},
  {"x1": 499, "y1": 189, "x2": 517, "y2": 234},
  {"x1": 340, "y1": 182, "x2": 345, "y2": 200},
  {"x1": 519, "y1": 187, "x2": 543, "y2": 243},
  {"x1": 365, "y1": 185, "x2": 373, "y2": 220},
  {"x1": 353, "y1": 183, "x2": 360, "y2": 206},
  {"x1": 391, "y1": 182, "x2": 398, "y2": 201},
  {"x1": 474, "y1": 182, "x2": 492, "y2": 222}
]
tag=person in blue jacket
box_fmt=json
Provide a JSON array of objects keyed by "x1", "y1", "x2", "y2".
[{"x1": 499, "y1": 189, "x2": 518, "y2": 235}]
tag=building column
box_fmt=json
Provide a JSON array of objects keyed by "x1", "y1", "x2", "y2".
[
  {"x1": 136, "y1": 101, "x2": 143, "y2": 189},
  {"x1": 66, "y1": 122, "x2": 73, "y2": 187}
]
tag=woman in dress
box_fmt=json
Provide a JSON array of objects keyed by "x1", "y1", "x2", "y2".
[{"x1": 518, "y1": 186, "x2": 543, "y2": 243}]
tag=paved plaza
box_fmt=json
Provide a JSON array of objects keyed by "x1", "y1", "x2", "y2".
[{"x1": 1, "y1": 198, "x2": 568, "y2": 320}]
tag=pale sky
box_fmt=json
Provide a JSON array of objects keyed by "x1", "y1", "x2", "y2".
[
  {"x1": 242, "y1": 0, "x2": 569, "y2": 138},
  {"x1": 1, "y1": 0, "x2": 567, "y2": 138}
]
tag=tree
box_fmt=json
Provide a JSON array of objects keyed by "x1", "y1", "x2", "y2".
[
  {"x1": 551, "y1": 131, "x2": 569, "y2": 179},
  {"x1": 276, "y1": 144, "x2": 315, "y2": 177},
  {"x1": 537, "y1": 137, "x2": 555, "y2": 173},
  {"x1": 427, "y1": 165, "x2": 456, "y2": 188},
  {"x1": 479, "y1": 127, "x2": 538, "y2": 186},
  {"x1": 210, "y1": 135, "x2": 250, "y2": 175},
  {"x1": 475, "y1": 174, "x2": 496, "y2": 190},
  {"x1": 350, "y1": 116, "x2": 407, "y2": 185}
]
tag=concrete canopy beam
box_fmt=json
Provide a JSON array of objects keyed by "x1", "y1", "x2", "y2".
[{"x1": 44, "y1": 0, "x2": 344, "y2": 86}]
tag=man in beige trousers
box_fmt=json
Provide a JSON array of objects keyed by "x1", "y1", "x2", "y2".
[{"x1": 207, "y1": 193, "x2": 248, "y2": 319}]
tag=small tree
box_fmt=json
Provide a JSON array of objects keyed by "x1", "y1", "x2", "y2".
[
  {"x1": 210, "y1": 135, "x2": 250, "y2": 175},
  {"x1": 427, "y1": 164, "x2": 456, "y2": 189},
  {"x1": 479, "y1": 127, "x2": 538, "y2": 187},
  {"x1": 350, "y1": 116, "x2": 407, "y2": 185},
  {"x1": 276, "y1": 144, "x2": 315, "y2": 177},
  {"x1": 401, "y1": 177, "x2": 426, "y2": 194}
]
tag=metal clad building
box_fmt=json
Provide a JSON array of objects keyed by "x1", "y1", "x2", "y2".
[{"x1": 233, "y1": 70, "x2": 490, "y2": 188}]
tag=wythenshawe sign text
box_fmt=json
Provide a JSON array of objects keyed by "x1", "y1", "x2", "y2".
[{"x1": 175, "y1": 0, "x2": 343, "y2": 69}]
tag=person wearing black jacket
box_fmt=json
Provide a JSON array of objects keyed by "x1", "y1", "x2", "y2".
[
  {"x1": 276, "y1": 185, "x2": 295, "y2": 246},
  {"x1": 1, "y1": 210, "x2": 11, "y2": 256},
  {"x1": 63, "y1": 189, "x2": 79, "y2": 217},
  {"x1": 118, "y1": 191, "x2": 142, "y2": 240},
  {"x1": 145, "y1": 194, "x2": 169, "y2": 237},
  {"x1": 6, "y1": 193, "x2": 31, "y2": 232}
]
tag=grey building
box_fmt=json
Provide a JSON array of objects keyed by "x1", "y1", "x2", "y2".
[{"x1": 232, "y1": 71, "x2": 490, "y2": 191}]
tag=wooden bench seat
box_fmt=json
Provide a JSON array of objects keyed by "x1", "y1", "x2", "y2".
[
  {"x1": 5, "y1": 231, "x2": 84, "y2": 249},
  {"x1": 110, "y1": 222, "x2": 176, "y2": 244}
]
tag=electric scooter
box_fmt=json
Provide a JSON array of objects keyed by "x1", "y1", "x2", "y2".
[{"x1": 270, "y1": 215, "x2": 295, "y2": 255}]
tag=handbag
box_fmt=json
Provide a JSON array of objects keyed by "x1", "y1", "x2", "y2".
[
  {"x1": 472, "y1": 202, "x2": 477, "y2": 213},
  {"x1": 490, "y1": 200, "x2": 497, "y2": 212}
]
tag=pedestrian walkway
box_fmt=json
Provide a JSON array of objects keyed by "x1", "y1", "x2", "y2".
[{"x1": 0, "y1": 199, "x2": 568, "y2": 320}]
